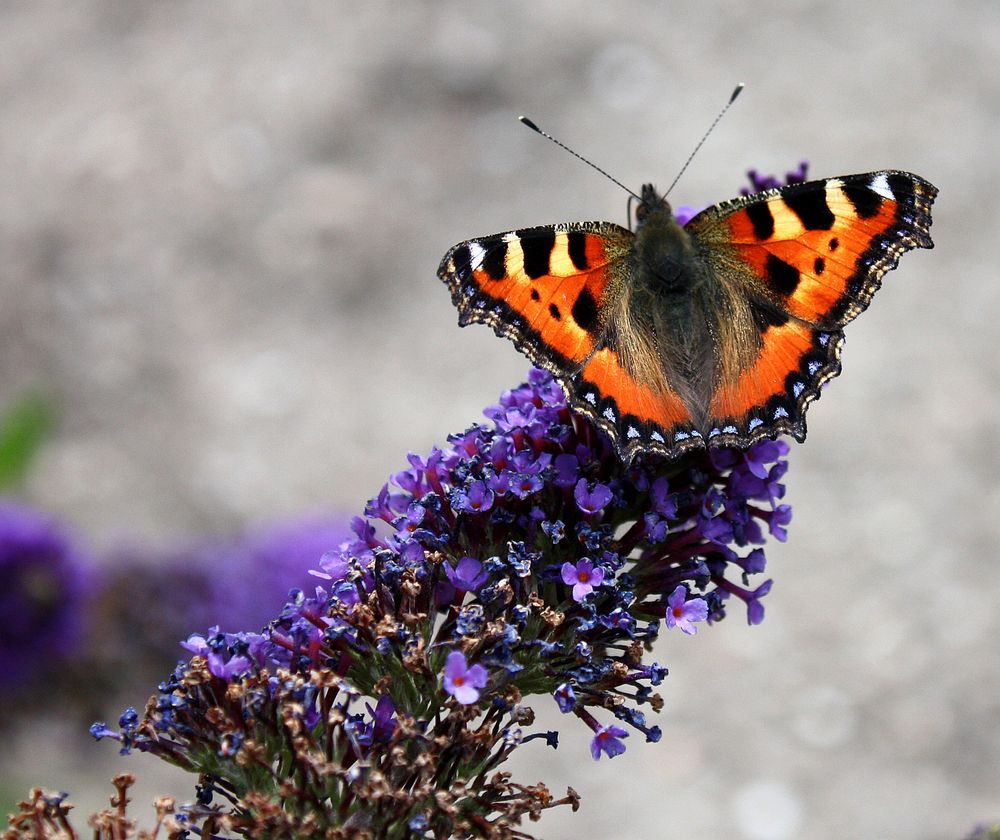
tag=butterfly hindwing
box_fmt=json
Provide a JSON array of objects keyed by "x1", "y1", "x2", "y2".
[
  {"x1": 684, "y1": 171, "x2": 936, "y2": 447},
  {"x1": 571, "y1": 341, "x2": 698, "y2": 462}
]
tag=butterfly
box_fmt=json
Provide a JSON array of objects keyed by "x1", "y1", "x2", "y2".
[{"x1": 438, "y1": 169, "x2": 937, "y2": 462}]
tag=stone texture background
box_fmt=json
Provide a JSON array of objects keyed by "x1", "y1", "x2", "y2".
[{"x1": 2, "y1": 2, "x2": 998, "y2": 838}]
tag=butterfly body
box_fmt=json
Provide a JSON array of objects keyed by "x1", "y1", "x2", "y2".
[{"x1": 439, "y1": 170, "x2": 936, "y2": 462}]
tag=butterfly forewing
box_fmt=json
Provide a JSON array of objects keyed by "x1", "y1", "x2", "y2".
[
  {"x1": 438, "y1": 222, "x2": 632, "y2": 371},
  {"x1": 688, "y1": 171, "x2": 937, "y2": 329}
]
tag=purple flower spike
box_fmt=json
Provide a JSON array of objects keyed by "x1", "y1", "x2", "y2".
[
  {"x1": 664, "y1": 585, "x2": 709, "y2": 635},
  {"x1": 590, "y1": 724, "x2": 629, "y2": 760},
  {"x1": 445, "y1": 556, "x2": 489, "y2": 592},
  {"x1": 574, "y1": 479, "x2": 613, "y2": 515},
  {"x1": 442, "y1": 650, "x2": 488, "y2": 705},
  {"x1": 561, "y1": 558, "x2": 605, "y2": 602}
]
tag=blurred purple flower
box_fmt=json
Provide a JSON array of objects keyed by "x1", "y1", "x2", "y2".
[
  {"x1": 0, "y1": 499, "x2": 91, "y2": 689},
  {"x1": 101, "y1": 514, "x2": 350, "y2": 663}
]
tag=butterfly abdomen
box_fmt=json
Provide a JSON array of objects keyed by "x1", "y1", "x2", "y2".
[{"x1": 628, "y1": 206, "x2": 718, "y2": 423}]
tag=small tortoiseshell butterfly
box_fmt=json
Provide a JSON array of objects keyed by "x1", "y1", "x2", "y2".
[{"x1": 439, "y1": 162, "x2": 936, "y2": 462}]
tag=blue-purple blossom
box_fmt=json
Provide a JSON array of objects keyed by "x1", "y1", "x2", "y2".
[
  {"x1": 452, "y1": 480, "x2": 494, "y2": 514},
  {"x1": 562, "y1": 559, "x2": 605, "y2": 602},
  {"x1": 590, "y1": 724, "x2": 629, "y2": 760},
  {"x1": 742, "y1": 161, "x2": 809, "y2": 195},
  {"x1": 767, "y1": 504, "x2": 793, "y2": 541},
  {"x1": 554, "y1": 682, "x2": 577, "y2": 713},
  {"x1": 650, "y1": 476, "x2": 677, "y2": 518},
  {"x1": 541, "y1": 519, "x2": 565, "y2": 543},
  {"x1": 442, "y1": 650, "x2": 489, "y2": 705},
  {"x1": 508, "y1": 472, "x2": 544, "y2": 499},
  {"x1": 552, "y1": 453, "x2": 580, "y2": 487},
  {"x1": 745, "y1": 579, "x2": 774, "y2": 626},
  {"x1": 574, "y1": 479, "x2": 613, "y2": 515},
  {"x1": 664, "y1": 585, "x2": 709, "y2": 635},
  {"x1": 445, "y1": 556, "x2": 489, "y2": 592},
  {"x1": 181, "y1": 627, "x2": 270, "y2": 680}
]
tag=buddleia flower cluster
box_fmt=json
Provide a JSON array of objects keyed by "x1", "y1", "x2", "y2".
[{"x1": 92, "y1": 365, "x2": 790, "y2": 838}]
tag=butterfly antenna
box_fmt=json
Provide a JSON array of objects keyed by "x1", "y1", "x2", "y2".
[
  {"x1": 664, "y1": 82, "x2": 745, "y2": 197},
  {"x1": 519, "y1": 115, "x2": 642, "y2": 201}
]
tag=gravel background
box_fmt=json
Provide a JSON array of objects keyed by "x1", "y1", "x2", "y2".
[{"x1": 2, "y1": 2, "x2": 998, "y2": 838}]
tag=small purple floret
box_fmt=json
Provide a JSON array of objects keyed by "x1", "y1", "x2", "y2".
[
  {"x1": 590, "y1": 724, "x2": 629, "y2": 760},
  {"x1": 573, "y1": 479, "x2": 613, "y2": 515},
  {"x1": 561, "y1": 558, "x2": 605, "y2": 602},
  {"x1": 664, "y1": 585, "x2": 709, "y2": 635},
  {"x1": 452, "y1": 480, "x2": 495, "y2": 514},
  {"x1": 445, "y1": 556, "x2": 489, "y2": 592},
  {"x1": 442, "y1": 650, "x2": 488, "y2": 705}
]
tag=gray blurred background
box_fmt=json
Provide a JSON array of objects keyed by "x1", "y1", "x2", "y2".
[{"x1": 1, "y1": 1, "x2": 997, "y2": 838}]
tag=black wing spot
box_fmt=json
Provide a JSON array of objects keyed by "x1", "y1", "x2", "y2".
[
  {"x1": 784, "y1": 190, "x2": 835, "y2": 231},
  {"x1": 843, "y1": 183, "x2": 883, "y2": 219},
  {"x1": 481, "y1": 237, "x2": 508, "y2": 280},
  {"x1": 571, "y1": 287, "x2": 599, "y2": 333},
  {"x1": 518, "y1": 229, "x2": 556, "y2": 279},
  {"x1": 549, "y1": 303, "x2": 562, "y2": 321},
  {"x1": 451, "y1": 244, "x2": 472, "y2": 276},
  {"x1": 828, "y1": 237, "x2": 840, "y2": 252},
  {"x1": 530, "y1": 289, "x2": 541, "y2": 302},
  {"x1": 745, "y1": 201, "x2": 775, "y2": 240},
  {"x1": 765, "y1": 254, "x2": 801, "y2": 296},
  {"x1": 566, "y1": 230, "x2": 589, "y2": 270},
  {"x1": 814, "y1": 256, "x2": 826, "y2": 275}
]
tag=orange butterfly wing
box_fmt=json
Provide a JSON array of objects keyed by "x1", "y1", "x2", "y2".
[
  {"x1": 438, "y1": 223, "x2": 695, "y2": 453},
  {"x1": 687, "y1": 171, "x2": 937, "y2": 442}
]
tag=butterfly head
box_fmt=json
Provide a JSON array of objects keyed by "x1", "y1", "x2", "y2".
[{"x1": 635, "y1": 183, "x2": 672, "y2": 225}]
